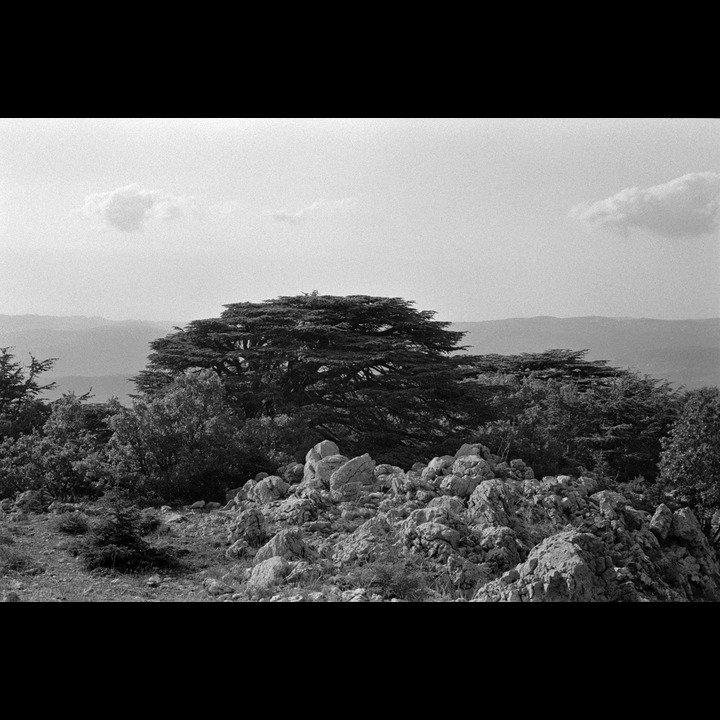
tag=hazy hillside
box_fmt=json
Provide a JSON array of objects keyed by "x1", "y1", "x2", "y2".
[
  {"x1": 0, "y1": 315, "x2": 179, "y2": 403},
  {"x1": 2, "y1": 314, "x2": 718, "y2": 402},
  {"x1": 39, "y1": 375, "x2": 139, "y2": 403},
  {"x1": 451, "y1": 316, "x2": 720, "y2": 390}
]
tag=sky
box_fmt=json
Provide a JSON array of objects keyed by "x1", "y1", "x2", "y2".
[{"x1": 1, "y1": 117, "x2": 719, "y2": 324}]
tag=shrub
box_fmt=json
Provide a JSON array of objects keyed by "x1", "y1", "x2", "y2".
[
  {"x1": 105, "y1": 370, "x2": 267, "y2": 504},
  {"x1": 69, "y1": 506, "x2": 178, "y2": 572},
  {"x1": 0, "y1": 544, "x2": 38, "y2": 575},
  {"x1": 0, "y1": 394, "x2": 112, "y2": 502},
  {"x1": 52, "y1": 512, "x2": 91, "y2": 535},
  {"x1": 657, "y1": 386, "x2": 720, "y2": 545}
]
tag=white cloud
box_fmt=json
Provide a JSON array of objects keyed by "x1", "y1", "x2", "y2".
[
  {"x1": 271, "y1": 197, "x2": 359, "y2": 224},
  {"x1": 82, "y1": 183, "x2": 197, "y2": 232},
  {"x1": 570, "y1": 172, "x2": 720, "y2": 238}
]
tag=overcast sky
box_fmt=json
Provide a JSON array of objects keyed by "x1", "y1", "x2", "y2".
[{"x1": 1, "y1": 117, "x2": 719, "y2": 323}]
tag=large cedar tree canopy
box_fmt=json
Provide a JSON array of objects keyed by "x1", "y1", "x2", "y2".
[{"x1": 134, "y1": 294, "x2": 489, "y2": 461}]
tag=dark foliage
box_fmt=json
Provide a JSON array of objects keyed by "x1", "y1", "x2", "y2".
[
  {"x1": 0, "y1": 393, "x2": 111, "y2": 502},
  {"x1": 69, "y1": 506, "x2": 178, "y2": 572},
  {"x1": 657, "y1": 386, "x2": 720, "y2": 545},
  {"x1": 466, "y1": 350, "x2": 681, "y2": 483},
  {"x1": 134, "y1": 294, "x2": 492, "y2": 464},
  {"x1": 0, "y1": 347, "x2": 55, "y2": 439},
  {"x1": 105, "y1": 370, "x2": 269, "y2": 504}
]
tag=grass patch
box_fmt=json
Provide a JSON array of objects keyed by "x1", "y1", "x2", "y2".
[{"x1": 336, "y1": 551, "x2": 437, "y2": 601}]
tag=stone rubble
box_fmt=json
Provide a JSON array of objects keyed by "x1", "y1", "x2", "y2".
[
  {"x1": 196, "y1": 438, "x2": 720, "y2": 601},
  {"x1": 6, "y1": 437, "x2": 718, "y2": 602}
]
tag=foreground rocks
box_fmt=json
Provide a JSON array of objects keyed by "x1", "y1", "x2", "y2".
[
  {"x1": 211, "y1": 439, "x2": 720, "y2": 601},
  {"x1": 4, "y1": 439, "x2": 718, "y2": 602}
]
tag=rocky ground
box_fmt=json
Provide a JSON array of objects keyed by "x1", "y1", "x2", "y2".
[{"x1": 2, "y1": 439, "x2": 719, "y2": 602}]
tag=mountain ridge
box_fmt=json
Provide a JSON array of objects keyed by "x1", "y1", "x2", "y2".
[{"x1": 1, "y1": 313, "x2": 718, "y2": 402}]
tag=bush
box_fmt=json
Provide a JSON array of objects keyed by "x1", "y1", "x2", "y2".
[
  {"x1": 0, "y1": 394, "x2": 112, "y2": 502},
  {"x1": 69, "y1": 506, "x2": 178, "y2": 572},
  {"x1": 657, "y1": 386, "x2": 720, "y2": 545},
  {"x1": 0, "y1": 544, "x2": 39, "y2": 575},
  {"x1": 105, "y1": 370, "x2": 268, "y2": 504},
  {"x1": 52, "y1": 512, "x2": 90, "y2": 535},
  {"x1": 471, "y1": 368, "x2": 680, "y2": 483}
]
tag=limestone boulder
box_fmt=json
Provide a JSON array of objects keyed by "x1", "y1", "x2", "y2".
[
  {"x1": 248, "y1": 475, "x2": 290, "y2": 504},
  {"x1": 473, "y1": 529, "x2": 618, "y2": 602},
  {"x1": 650, "y1": 503, "x2": 673, "y2": 541},
  {"x1": 227, "y1": 507, "x2": 267, "y2": 547},
  {"x1": 451, "y1": 454, "x2": 496, "y2": 480},
  {"x1": 314, "y1": 454, "x2": 350, "y2": 489},
  {"x1": 401, "y1": 505, "x2": 467, "y2": 561},
  {"x1": 454, "y1": 443, "x2": 495, "y2": 461},
  {"x1": 264, "y1": 494, "x2": 320, "y2": 527},
  {"x1": 254, "y1": 528, "x2": 313, "y2": 564},
  {"x1": 247, "y1": 556, "x2": 290, "y2": 592},
  {"x1": 329, "y1": 453, "x2": 376, "y2": 502},
  {"x1": 332, "y1": 515, "x2": 395, "y2": 566},
  {"x1": 467, "y1": 479, "x2": 516, "y2": 527},
  {"x1": 303, "y1": 440, "x2": 341, "y2": 483},
  {"x1": 421, "y1": 455, "x2": 455, "y2": 482},
  {"x1": 439, "y1": 473, "x2": 481, "y2": 499},
  {"x1": 671, "y1": 508, "x2": 708, "y2": 547}
]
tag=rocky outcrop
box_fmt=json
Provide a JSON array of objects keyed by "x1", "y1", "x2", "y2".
[
  {"x1": 254, "y1": 528, "x2": 313, "y2": 564},
  {"x1": 246, "y1": 556, "x2": 290, "y2": 593},
  {"x1": 218, "y1": 438, "x2": 720, "y2": 602},
  {"x1": 329, "y1": 453, "x2": 376, "y2": 502}
]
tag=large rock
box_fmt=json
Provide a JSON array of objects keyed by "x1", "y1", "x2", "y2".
[
  {"x1": 314, "y1": 454, "x2": 350, "y2": 489},
  {"x1": 451, "y1": 454, "x2": 495, "y2": 479},
  {"x1": 333, "y1": 515, "x2": 395, "y2": 566},
  {"x1": 329, "y1": 453, "x2": 376, "y2": 501},
  {"x1": 264, "y1": 494, "x2": 320, "y2": 526},
  {"x1": 248, "y1": 475, "x2": 290, "y2": 504},
  {"x1": 303, "y1": 440, "x2": 341, "y2": 483},
  {"x1": 591, "y1": 490, "x2": 629, "y2": 521},
  {"x1": 671, "y1": 508, "x2": 708, "y2": 547},
  {"x1": 401, "y1": 505, "x2": 467, "y2": 561},
  {"x1": 473, "y1": 530, "x2": 618, "y2": 602},
  {"x1": 455, "y1": 443, "x2": 494, "y2": 461},
  {"x1": 474, "y1": 525, "x2": 523, "y2": 571},
  {"x1": 254, "y1": 528, "x2": 313, "y2": 564},
  {"x1": 467, "y1": 479, "x2": 516, "y2": 527},
  {"x1": 438, "y1": 473, "x2": 481, "y2": 499},
  {"x1": 247, "y1": 556, "x2": 290, "y2": 592},
  {"x1": 227, "y1": 507, "x2": 267, "y2": 547},
  {"x1": 421, "y1": 455, "x2": 455, "y2": 483},
  {"x1": 650, "y1": 504, "x2": 673, "y2": 541}
]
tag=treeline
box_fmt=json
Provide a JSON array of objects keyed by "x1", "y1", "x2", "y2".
[{"x1": 1, "y1": 294, "x2": 718, "y2": 543}]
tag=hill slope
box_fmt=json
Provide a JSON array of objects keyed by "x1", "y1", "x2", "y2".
[
  {"x1": 451, "y1": 316, "x2": 720, "y2": 390},
  {"x1": 0, "y1": 315, "x2": 179, "y2": 402},
  {"x1": 1, "y1": 314, "x2": 718, "y2": 402}
]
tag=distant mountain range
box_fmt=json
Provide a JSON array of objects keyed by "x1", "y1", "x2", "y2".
[
  {"x1": 0, "y1": 315, "x2": 180, "y2": 403},
  {"x1": 452, "y1": 316, "x2": 720, "y2": 390},
  {"x1": 1, "y1": 314, "x2": 718, "y2": 403}
]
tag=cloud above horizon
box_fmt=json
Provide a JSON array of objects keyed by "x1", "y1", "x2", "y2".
[
  {"x1": 570, "y1": 172, "x2": 720, "y2": 238},
  {"x1": 81, "y1": 183, "x2": 197, "y2": 232},
  {"x1": 271, "y1": 197, "x2": 359, "y2": 224}
]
